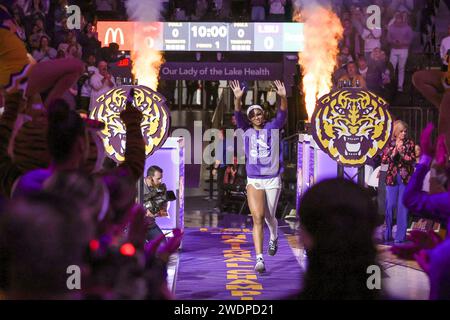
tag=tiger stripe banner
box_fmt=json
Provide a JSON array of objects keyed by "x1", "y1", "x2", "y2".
[
  {"x1": 90, "y1": 85, "x2": 170, "y2": 163},
  {"x1": 311, "y1": 88, "x2": 393, "y2": 167}
]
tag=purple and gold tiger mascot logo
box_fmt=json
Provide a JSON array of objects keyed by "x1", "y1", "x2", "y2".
[
  {"x1": 90, "y1": 85, "x2": 170, "y2": 163},
  {"x1": 312, "y1": 88, "x2": 393, "y2": 167}
]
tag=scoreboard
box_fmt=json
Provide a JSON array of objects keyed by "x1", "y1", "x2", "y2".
[{"x1": 98, "y1": 21, "x2": 304, "y2": 52}]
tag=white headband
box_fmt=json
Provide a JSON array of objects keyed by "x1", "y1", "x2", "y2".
[{"x1": 246, "y1": 105, "x2": 263, "y2": 117}]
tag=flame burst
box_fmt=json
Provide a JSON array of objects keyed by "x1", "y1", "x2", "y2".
[
  {"x1": 126, "y1": 1, "x2": 164, "y2": 90},
  {"x1": 131, "y1": 26, "x2": 164, "y2": 90},
  {"x1": 295, "y1": 6, "x2": 343, "y2": 120}
]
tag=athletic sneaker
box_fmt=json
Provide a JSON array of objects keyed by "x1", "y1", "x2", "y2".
[
  {"x1": 268, "y1": 238, "x2": 278, "y2": 256},
  {"x1": 254, "y1": 257, "x2": 266, "y2": 273}
]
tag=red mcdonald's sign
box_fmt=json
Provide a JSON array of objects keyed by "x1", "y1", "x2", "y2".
[{"x1": 97, "y1": 21, "x2": 135, "y2": 50}]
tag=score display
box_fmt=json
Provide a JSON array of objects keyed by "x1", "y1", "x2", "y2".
[{"x1": 98, "y1": 21, "x2": 304, "y2": 52}]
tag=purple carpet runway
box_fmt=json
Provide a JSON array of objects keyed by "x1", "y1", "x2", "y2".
[{"x1": 174, "y1": 227, "x2": 303, "y2": 300}]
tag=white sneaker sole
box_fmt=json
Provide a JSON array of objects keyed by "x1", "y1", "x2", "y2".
[{"x1": 254, "y1": 262, "x2": 266, "y2": 273}]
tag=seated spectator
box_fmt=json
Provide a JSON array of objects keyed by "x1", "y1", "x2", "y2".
[
  {"x1": 295, "y1": 178, "x2": 383, "y2": 299},
  {"x1": 250, "y1": 0, "x2": 266, "y2": 22},
  {"x1": 58, "y1": 31, "x2": 82, "y2": 60},
  {"x1": 32, "y1": 35, "x2": 57, "y2": 62},
  {"x1": 337, "y1": 45, "x2": 354, "y2": 66},
  {"x1": 268, "y1": 0, "x2": 286, "y2": 22},
  {"x1": 332, "y1": 56, "x2": 348, "y2": 88},
  {"x1": 66, "y1": 35, "x2": 83, "y2": 60},
  {"x1": 338, "y1": 61, "x2": 366, "y2": 88},
  {"x1": 27, "y1": 19, "x2": 49, "y2": 51}
]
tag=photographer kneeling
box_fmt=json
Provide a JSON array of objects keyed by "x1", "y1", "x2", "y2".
[{"x1": 143, "y1": 166, "x2": 170, "y2": 242}]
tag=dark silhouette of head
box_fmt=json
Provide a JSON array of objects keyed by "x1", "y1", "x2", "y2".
[
  {"x1": 298, "y1": 178, "x2": 380, "y2": 300},
  {"x1": 0, "y1": 192, "x2": 92, "y2": 298}
]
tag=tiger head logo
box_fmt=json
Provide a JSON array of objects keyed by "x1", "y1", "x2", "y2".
[
  {"x1": 90, "y1": 85, "x2": 170, "y2": 163},
  {"x1": 312, "y1": 89, "x2": 393, "y2": 167}
]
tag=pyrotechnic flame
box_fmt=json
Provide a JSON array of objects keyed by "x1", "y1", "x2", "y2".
[
  {"x1": 294, "y1": 5, "x2": 343, "y2": 120},
  {"x1": 126, "y1": 0, "x2": 164, "y2": 90}
]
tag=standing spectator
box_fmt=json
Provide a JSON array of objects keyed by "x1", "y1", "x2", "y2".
[
  {"x1": 212, "y1": 128, "x2": 228, "y2": 212},
  {"x1": 268, "y1": 0, "x2": 286, "y2": 22},
  {"x1": 96, "y1": 0, "x2": 117, "y2": 20},
  {"x1": 53, "y1": 0, "x2": 69, "y2": 35},
  {"x1": 388, "y1": 0, "x2": 414, "y2": 17},
  {"x1": 89, "y1": 61, "x2": 116, "y2": 112},
  {"x1": 349, "y1": 5, "x2": 365, "y2": 58},
  {"x1": 205, "y1": 80, "x2": 219, "y2": 110},
  {"x1": 381, "y1": 120, "x2": 416, "y2": 243},
  {"x1": 387, "y1": 11, "x2": 414, "y2": 92},
  {"x1": 341, "y1": 18, "x2": 358, "y2": 59},
  {"x1": 10, "y1": 4, "x2": 27, "y2": 42},
  {"x1": 21, "y1": 0, "x2": 50, "y2": 17},
  {"x1": 32, "y1": 35, "x2": 57, "y2": 62},
  {"x1": 185, "y1": 80, "x2": 199, "y2": 107},
  {"x1": 79, "y1": 55, "x2": 98, "y2": 113},
  {"x1": 100, "y1": 42, "x2": 120, "y2": 63},
  {"x1": 79, "y1": 22, "x2": 101, "y2": 62},
  {"x1": 357, "y1": 55, "x2": 383, "y2": 95},
  {"x1": 250, "y1": 0, "x2": 266, "y2": 22},
  {"x1": 216, "y1": 0, "x2": 231, "y2": 20},
  {"x1": 161, "y1": 0, "x2": 171, "y2": 20},
  {"x1": 440, "y1": 23, "x2": 450, "y2": 71},
  {"x1": 256, "y1": 80, "x2": 271, "y2": 104},
  {"x1": 361, "y1": 26, "x2": 382, "y2": 61},
  {"x1": 379, "y1": 49, "x2": 395, "y2": 99}
]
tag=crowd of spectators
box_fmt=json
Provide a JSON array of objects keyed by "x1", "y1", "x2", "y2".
[
  {"x1": 329, "y1": 0, "x2": 449, "y2": 102},
  {"x1": 3, "y1": 0, "x2": 448, "y2": 113}
]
